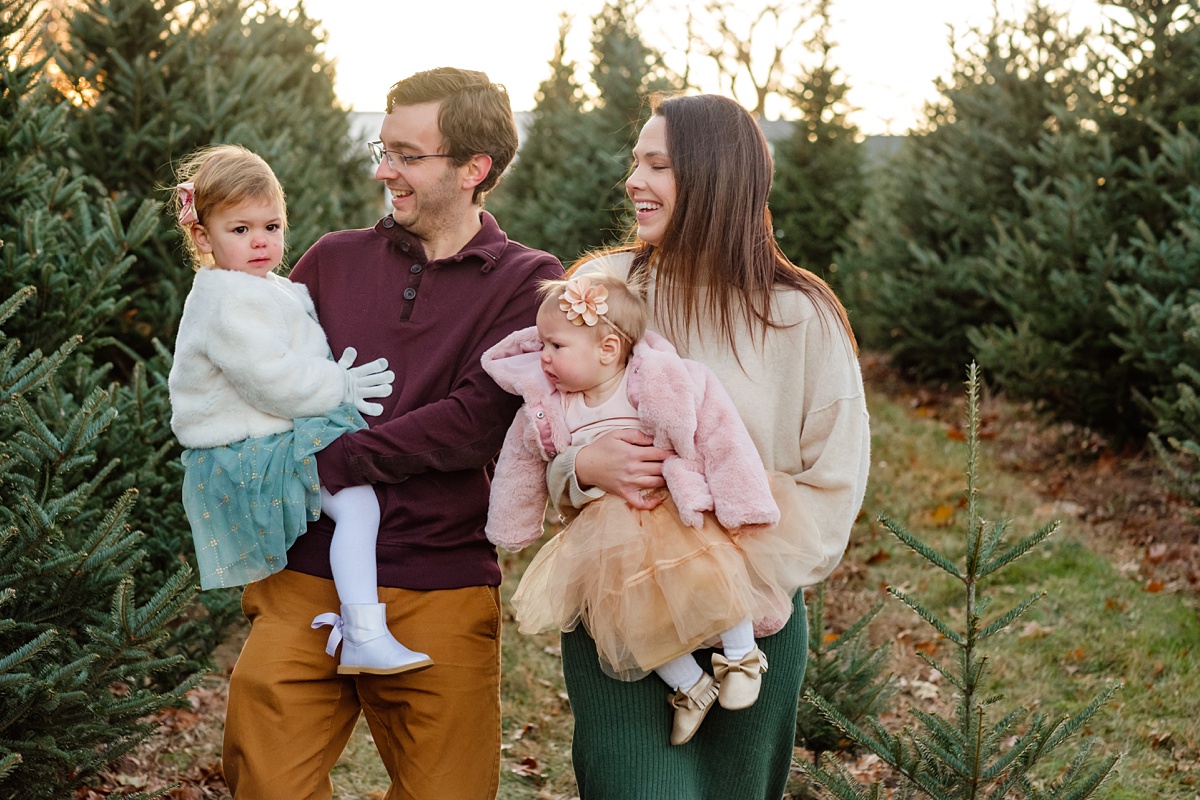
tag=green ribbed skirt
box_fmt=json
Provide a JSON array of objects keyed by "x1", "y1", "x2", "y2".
[{"x1": 561, "y1": 591, "x2": 808, "y2": 799}]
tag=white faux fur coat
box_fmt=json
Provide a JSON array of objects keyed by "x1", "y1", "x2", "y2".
[
  {"x1": 481, "y1": 325, "x2": 779, "y2": 552},
  {"x1": 169, "y1": 268, "x2": 347, "y2": 449}
]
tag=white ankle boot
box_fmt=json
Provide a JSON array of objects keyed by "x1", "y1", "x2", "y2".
[{"x1": 312, "y1": 603, "x2": 433, "y2": 676}]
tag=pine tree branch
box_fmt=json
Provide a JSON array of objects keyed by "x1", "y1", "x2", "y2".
[
  {"x1": 978, "y1": 591, "x2": 1046, "y2": 640},
  {"x1": 879, "y1": 515, "x2": 965, "y2": 579},
  {"x1": 978, "y1": 520, "x2": 1061, "y2": 578},
  {"x1": 888, "y1": 586, "x2": 965, "y2": 645}
]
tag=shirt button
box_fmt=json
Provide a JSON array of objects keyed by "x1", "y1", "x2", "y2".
[
  {"x1": 400, "y1": 241, "x2": 410, "y2": 251},
  {"x1": 403, "y1": 288, "x2": 417, "y2": 300},
  {"x1": 410, "y1": 264, "x2": 422, "y2": 274},
  {"x1": 383, "y1": 218, "x2": 394, "y2": 228}
]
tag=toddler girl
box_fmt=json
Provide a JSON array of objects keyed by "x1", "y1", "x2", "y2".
[
  {"x1": 168, "y1": 144, "x2": 431, "y2": 676},
  {"x1": 481, "y1": 269, "x2": 815, "y2": 745}
]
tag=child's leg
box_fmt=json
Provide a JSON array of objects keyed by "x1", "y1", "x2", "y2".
[
  {"x1": 313, "y1": 486, "x2": 433, "y2": 676},
  {"x1": 656, "y1": 653, "x2": 719, "y2": 746},
  {"x1": 713, "y1": 617, "x2": 767, "y2": 711},
  {"x1": 654, "y1": 653, "x2": 704, "y2": 693},
  {"x1": 320, "y1": 485, "x2": 380, "y2": 605},
  {"x1": 719, "y1": 618, "x2": 755, "y2": 661}
]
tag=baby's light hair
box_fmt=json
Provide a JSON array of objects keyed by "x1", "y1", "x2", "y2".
[
  {"x1": 538, "y1": 265, "x2": 650, "y2": 360},
  {"x1": 171, "y1": 145, "x2": 287, "y2": 270}
]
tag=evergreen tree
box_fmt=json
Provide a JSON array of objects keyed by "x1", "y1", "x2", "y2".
[
  {"x1": 796, "y1": 583, "x2": 895, "y2": 770},
  {"x1": 53, "y1": 0, "x2": 378, "y2": 346},
  {"x1": 800, "y1": 365, "x2": 1119, "y2": 800},
  {"x1": 1110, "y1": 151, "x2": 1200, "y2": 511},
  {"x1": 1092, "y1": 0, "x2": 1200, "y2": 232},
  {"x1": 970, "y1": 1, "x2": 1199, "y2": 435},
  {"x1": 769, "y1": 1, "x2": 864, "y2": 282},
  {"x1": 47, "y1": 0, "x2": 382, "y2": 664},
  {"x1": 489, "y1": 0, "x2": 678, "y2": 264},
  {"x1": 488, "y1": 15, "x2": 614, "y2": 264},
  {"x1": 585, "y1": 0, "x2": 678, "y2": 251},
  {"x1": 0, "y1": 3, "x2": 198, "y2": 795},
  {"x1": 839, "y1": 4, "x2": 1089, "y2": 377},
  {"x1": 965, "y1": 130, "x2": 1134, "y2": 432},
  {"x1": 1107, "y1": 134, "x2": 1200, "y2": 437},
  {"x1": 1099, "y1": 1, "x2": 1200, "y2": 494},
  {"x1": 1100, "y1": 0, "x2": 1200, "y2": 439}
]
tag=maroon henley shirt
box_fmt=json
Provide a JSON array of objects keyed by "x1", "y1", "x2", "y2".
[{"x1": 285, "y1": 212, "x2": 562, "y2": 590}]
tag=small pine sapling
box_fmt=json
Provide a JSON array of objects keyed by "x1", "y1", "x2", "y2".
[
  {"x1": 797, "y1": 582, "x2": 896, "y2": 770},
  {"x1": 799, "y1": 363, "x2": 1120, "y2": 800}
]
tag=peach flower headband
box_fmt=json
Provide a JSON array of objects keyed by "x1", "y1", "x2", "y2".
[{"x1": 558, "y1": 276, "x2": 633, "y2": 343}]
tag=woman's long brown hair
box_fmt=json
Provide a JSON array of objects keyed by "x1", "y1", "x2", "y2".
[{"x1": 580, "y1": 93, "x2": 857, "y2": 357}]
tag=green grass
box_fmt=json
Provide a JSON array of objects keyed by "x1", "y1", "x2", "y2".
[{"x1": 320, "y1": 380, "x2": 1200, "y2": 799}]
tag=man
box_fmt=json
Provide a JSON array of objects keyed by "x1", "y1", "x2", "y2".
[{"x1": 222, "y1": 67, "x2": 563, "y2": 799}]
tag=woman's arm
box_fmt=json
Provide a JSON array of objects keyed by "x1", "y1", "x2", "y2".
[{"x1": 547, "y1": 429, "x2": 671, "y2": 512}]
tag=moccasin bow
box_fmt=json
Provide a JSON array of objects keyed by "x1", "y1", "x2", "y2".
[{"x1": 711, "y1": 648, "x2": 768, "y2": 710}]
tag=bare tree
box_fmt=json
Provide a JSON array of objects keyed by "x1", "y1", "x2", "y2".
[{"x1": 690, "y1": 0, "x2": 825, "y2": 117}]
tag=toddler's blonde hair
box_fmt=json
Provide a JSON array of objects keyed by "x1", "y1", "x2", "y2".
[
  {"x1": 538, "y1": 266, "x2": 650, "y2": 360},
  {"x1": 171, "y1": 145, "x2": 287, "y2": 269}
]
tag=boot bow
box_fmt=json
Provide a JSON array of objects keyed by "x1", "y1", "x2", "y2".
[{"x1": 311, "y1": 612, "x2": 344, "y2": 656}]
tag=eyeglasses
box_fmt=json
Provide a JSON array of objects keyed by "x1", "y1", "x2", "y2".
[{"x1": 368, "y1": 141, "x2": 454, "y2": 169}]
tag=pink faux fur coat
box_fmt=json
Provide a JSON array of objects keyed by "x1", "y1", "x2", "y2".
[{"x1": 481, "y1": 325, "x2": 779, "y2": 552}]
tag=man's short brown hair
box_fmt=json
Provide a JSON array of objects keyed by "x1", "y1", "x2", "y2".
[{"x1": 386, "y1": 68, "x2": 518, "y2": 204}]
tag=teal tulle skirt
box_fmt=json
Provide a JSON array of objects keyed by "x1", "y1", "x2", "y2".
[{"x1": 181, "y1": 404, "x2": 366, "y2": 590}]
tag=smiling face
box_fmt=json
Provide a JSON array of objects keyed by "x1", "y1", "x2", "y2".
[
  {"x1": 191, "y1": 197, "x2": 285, "y2": 278},
  {"x1": 375, "y1": 101, "x2": 468, "y2": 238},
  {"x1": 625, "y1": 115, "x2": 677, "y2": 247}
]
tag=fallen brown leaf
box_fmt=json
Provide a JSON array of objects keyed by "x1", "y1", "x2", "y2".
[
  {"x1": 1018, "y1": 620, "x2": 1054, "y2": 639},
  {"x1": 929, "y1": 504, "x2": 955, "y2": 525},
  {"x1": 512, "y1": 756, "x2": 544, "y2": 782},
  {"x1": 865, "y1": 548, "x2": 891, "y2": 565}
]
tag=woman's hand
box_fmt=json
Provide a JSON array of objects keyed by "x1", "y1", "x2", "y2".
[{"x1": 575, "y1": 429, "x2": 673, "y2": 510}]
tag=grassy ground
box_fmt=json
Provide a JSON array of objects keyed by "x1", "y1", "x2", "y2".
[
  {"x1": 822, "y1": 379, "x2": 1200, "y2": 799},
  {"x1": 84, "y1": 362, "x2": 1200, "y2": 799}
]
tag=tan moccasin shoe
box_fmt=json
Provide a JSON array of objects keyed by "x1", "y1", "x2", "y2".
[
  {"x1": 668, "y1": 671, "x2": 720, "y2": 745},
  {"x1": 712, "y1": 647, "x2": 768, "y2": 710}
]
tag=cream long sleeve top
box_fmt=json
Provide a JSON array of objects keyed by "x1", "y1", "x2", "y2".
[
  {"x1": 546, "y1": 251, "x2": 871, "y2": 593},
  {"x1": 168, "y1": 267, "x2": 348, "y2": 449}
]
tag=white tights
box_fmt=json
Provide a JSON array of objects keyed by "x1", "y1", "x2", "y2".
[
  {"x1": 319, "y1": 485, "x2": 380, "y2": 606},
  {"x1": 654, "y1": 617, "x2": 756, "y2": 691}
]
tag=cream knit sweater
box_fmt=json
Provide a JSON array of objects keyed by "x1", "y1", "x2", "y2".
[{"x1": 547, "y1": 251, "x2": 870, "y2": 592}]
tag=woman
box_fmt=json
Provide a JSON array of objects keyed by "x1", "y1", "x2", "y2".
[{"x1": 546, "y1": 94, "x2": 870, "y2": 798}]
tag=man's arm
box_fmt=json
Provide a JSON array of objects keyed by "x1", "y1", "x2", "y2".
[{"x1": 312, "y1": 253, "x2": 564, "y2": 493}]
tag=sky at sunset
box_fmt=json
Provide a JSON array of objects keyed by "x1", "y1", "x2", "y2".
[{"x1": 290, "y1": 0, "x2": 1108, "y2": 135}]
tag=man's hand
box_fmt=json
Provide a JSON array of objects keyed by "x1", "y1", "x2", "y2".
[{"x1": 575, "y1": 429, "x2": 672, "y2": 510}]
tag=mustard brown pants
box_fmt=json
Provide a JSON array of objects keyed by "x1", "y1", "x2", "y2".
[{"x1": 222, "y1": 569, "x2": 502, "y2": 800}]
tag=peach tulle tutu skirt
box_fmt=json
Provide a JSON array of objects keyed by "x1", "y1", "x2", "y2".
[{"x1": 511, "y1": 471, "x2": 820, "y2": 681}]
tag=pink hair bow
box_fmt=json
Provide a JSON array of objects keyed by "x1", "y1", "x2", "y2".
[
  {"x1": 176, "y1": 182, "x2": 198, "y2": 225},
  {"x1": 560, "y1": 276, "x2": 609, "y2": 327}
]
